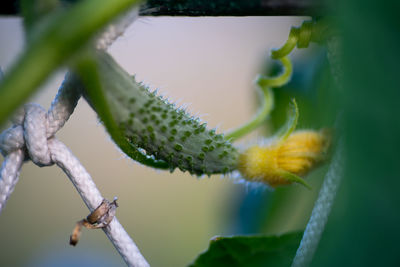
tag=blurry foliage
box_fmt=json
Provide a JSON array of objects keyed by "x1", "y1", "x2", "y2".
[
  {"x1": 0, "y1": 0, "x2": 141, "y2": 126},
  {"x1": 312, "y1": 0, "x2": 400, "y2": 266},
  {"x1": 190, "y1": 232, "x2": 303, "y2": 267},
  {"x1": 1, "y1": 0, "x2": 399, "y2": 266}
]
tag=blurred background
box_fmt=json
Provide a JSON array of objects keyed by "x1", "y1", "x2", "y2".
[{"x1": 0, "y1": 16, "x2": 333, "y2": 266}]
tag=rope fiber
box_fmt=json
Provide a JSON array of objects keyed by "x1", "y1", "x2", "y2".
[{"x1": 291, "y1": 141, "x2": 344, "y2": 267}]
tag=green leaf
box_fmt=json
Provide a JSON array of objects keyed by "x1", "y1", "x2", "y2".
[
  {"x1": 225, "y1": 56, "x2": 292, "y2": 142},
  {"x1": 275, "y1": 99, "x2": 299, "y2": 142},
  {"x1": 311, "y1": 0, "x2": 400, "y2": 266},
  {"x1": 189, "y1": 231, "x2": 303, "y2": 267},
  {"x1": 20, "y1": 0, "x2": 60, "y2": 31},
  {"x1": 0, "y1": 0, "x2": 141, "y2": 126},
  {"x1": 280, "y1": 170, "x2": 311, "y2": 190}
]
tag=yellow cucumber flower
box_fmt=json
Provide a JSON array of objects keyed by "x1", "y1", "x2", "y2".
[
  {"x1": 238, "y1": 130, "x2": 330, "y2": 188},
  {"x1": 237, "y1": 100, "x2": 330, "y2": 188}
]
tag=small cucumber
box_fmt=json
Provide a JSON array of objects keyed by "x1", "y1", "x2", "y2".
[{"x1": 83, "y1": 52, "x2": 238, "y2": 176}]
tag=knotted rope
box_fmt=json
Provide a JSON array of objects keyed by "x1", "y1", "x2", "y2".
[
  {"x1": 0, "y1": 75, "x2": 148, "y2": 267},
  {"x1": 0, "y1": 7, "x2": 148, "y2": 267},
  {"x1": 0, "y1": 76, "x2": 80, "y2": 211}
]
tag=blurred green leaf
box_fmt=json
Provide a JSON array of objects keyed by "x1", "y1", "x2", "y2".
[
  {"x1": 311, "y1": 0, "x2": 400, "y2": 266},
  {"x1": 20, "y1": 0, "x2": 60, "y2": 31},
  {"x1": 189, "y1": 231, "x2": 303, "y2": 267},
  {"x1": 0, "y1": 0, "x2": 141, "y2": 126},
  {"x1": 275, "y1": 99, "x2": 299, "y2": 141}
]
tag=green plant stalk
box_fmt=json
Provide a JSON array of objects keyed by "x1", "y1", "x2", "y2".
[
  {"x1": 271, "y1": 28, "x2": 300, "y2": 59},
  {"x1": 226, "y1": 56, "x2": 292, "y2": 141},
  {"x1": 0, "y1": 0, "x2": 141, "y2": 126},
  {"x1": 226, "y1": 18, "x2": 334, "y2": 142},
  {"x1": 20, "y1": 0, "x2": 59, "y2": 31},
  {"x1": 271, "y1": 19, "x2": 336, "y2": 60},
  {"x1": 190, "y1": 231, "x2": 304, "y2": 267},
  {"x1": 225, "y1": 87, "x2": 274, "y2": 142},
  {"x1": 257, "y1": 56, "x2": 293, "y2": 88}
]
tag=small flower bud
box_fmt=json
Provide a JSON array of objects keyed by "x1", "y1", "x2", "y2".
[{"x1": 238, "y1": 130, "x2": 330, "y2": 188}]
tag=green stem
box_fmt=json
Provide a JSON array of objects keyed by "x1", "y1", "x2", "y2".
[
  {"x1": 227, "y1": 18, "x2": 332, "y2": 141},
  {"x1": 225, "y1": 87, "x2": 274, "y2": 142},
  {"x1": 271, "y1": 27, "x2": 300, "y2": 59},
  {"x1": 271, "y1": 19, "x2": 336, "y2": 59},
  {"x1": 0, "y1": 0, "x2": 141, "y2": 126},
  {"x1": 257, "y1": 56, "x2": 293, "y2": 87},
  {"x1": 226, "y1": 56, "x2": 292, "y2": 142}
]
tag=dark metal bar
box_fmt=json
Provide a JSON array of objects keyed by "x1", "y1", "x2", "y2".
[
  {"x1": 140, "y1": 0, "x2": 330, "y2": 16},
  {"x1": 0, "y1": 0, "x2": 330, "y2": 16},
  {"x1": 1, "y1": 0, "x2": 19, "y2": 15}
]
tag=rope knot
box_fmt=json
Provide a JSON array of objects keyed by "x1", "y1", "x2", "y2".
[{"x1": 0, "y1": 103, "x2": 55, "y2": 167}]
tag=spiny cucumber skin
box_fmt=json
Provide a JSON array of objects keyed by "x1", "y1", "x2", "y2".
[{"x1": 94, "y1": 52, "x2": 238, "y2": 175}]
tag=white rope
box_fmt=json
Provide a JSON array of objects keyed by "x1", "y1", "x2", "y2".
[
  {"x1": 96, "y1": 7, "x2": 139, "y2": 51},
  {"x1": 0, "y1": 8, "x2": 149, "y2": 267},
  {"x1": 50, "y1": 138, "x2": 149, "y2": 266},
  {"x1": 0, "y1": 77, "x2": 81, "y2": 211},
  {"x1": 291, "y1": 141, "x2": 344, "y2": 267},
  {"x1": 0, "y1": 81, "x2": 149, "y2": 266},
  {"x1": 0, "y1": 150, "x2": 24, "y2": 211}
]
